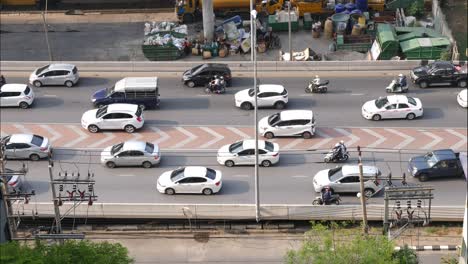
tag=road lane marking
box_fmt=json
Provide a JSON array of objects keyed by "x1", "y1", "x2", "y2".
[
  {"x1": 172, "y1": 127, "x2": 197, "y2": 148},
  {"x1": 232, "y1": 174, "x2": 249, "y2": 178},
  {"x1": 39, "y1": 124, "x2": 62, "y2": 142},
  {"x1": 385, "y1": 128, "x2": 415, "y2": 149},
  {"x1": 291, "y1": 175, "x2": 309, "y2": 178},
  {"x1": 310, "y1": 129, "x2": 333, "y2": 150},
  {"x1": 13, "y1": 124, "x2": 32, "y2": 134},
  {"x1": 362, "y1": 128, "x2": 387, "y2": 148},
  {"x1": 117, "y1": 174, "x2": 135, "y2": 177},
  {"x1": 351, "y1": 93, "x2": 364, "y2": 96},
  {"x1": 150, "y1": 127, "x2": 170, "y2": 145},
  {"x1": 42, "y1": 94, "x2": 58, "y2": 97},
  {"x1": 283, "y1": 138, "x2": 305, "y2": 150},
  {"x1": 88, "y1": 132, "x2": 116, "y2": 148},
  {"x1": 420, "y1": 131, "x2": 443, "y2": 150},
  {"x1": 63, "y1": 125, "x2": 89, "y2": 148},
  {"x1": 199, "y1": 127, "x2": 224, "y2": 148},
  {"x1": 227, "y1": 127, "x2": 251, "y2": 139},
  {"x1": 335, "y1": 128, "x2": 360, "y2": 147},
  {"x1": 446, "y1": 129, "x2": 467, "y2": 150}
]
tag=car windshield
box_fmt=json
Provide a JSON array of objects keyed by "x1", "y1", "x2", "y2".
[
  {"x1": 111, "y1": 143, "x2": 123, "y2": 155},
  {"x1": 248, "y1": 89, "x2": 256, "y2": 97},
  {"x1": 229, "y1": 141, "x2": 244, "y2": 153},
  {"x1": 145, "y1": 142, "x2": 154, "y2": 153},
  {"x1": 106, "y1": 86, "x2": 115, "y2": 96},
  {"x1": 170, "y1": 167, "x2": 186, "y2": 182},
  {"x1": 375, "y1": 97, "x2": 389, "y2": 108},
  {"x1": 206, "y1": 168, "x2": 216, "y2": 180},
  {"x1": 96, "y1": 105, "x2": 108, "y2": 118},
  {"x1": 190, "y1": 64, "x2": 203, "y2": 74},
  {"x1": 36, "y1": 65, "x2": 50, "y2": 75},
  {"x1": 264, "y1": 141, "x2": 274, "y2": 152},
  {"x1": 268, "y1": 113, "x2": 280, "y2": 125},
  {"x1": 407, "y1": 96, "x2": 417, "y2": 106},
  {"x1": 328, "y1": 167, "x2": 343, "y2": 182},
  {"x1": 1, "y1": 136, "x2": 11, "y2": 144},
  {"x1": 31, "y1": 135, "x2": 44, "y2": 146},
  {"x1": 424, "y1": 152, "x2": 438, "y2": 167}
]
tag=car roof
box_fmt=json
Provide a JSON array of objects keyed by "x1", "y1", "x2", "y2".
[
  {"x1": 8, "y1": 134, "x2": 33, "y2": 143},
  {"x1": 431, "y1": 61, "x2": 452, "y2": 67},
  {"x1": 280, "y1": 110, "x2": 313, "y2": 121},
  {"x1": 114, "y1": 77, "x2": 158, "y2": 91},
  {"x1": 386, "y1": 95, "x2": 411, "y2": 103},
  {"x1": 342, "y1": 165, "x2": 380, "y2": 176},
  {"x1": 122, "y1": 141, "x2": 147, "y2": 151},
  {"x1": 258, "y1": 84, "x2": 285, "y2": 93},
  {"x1": 106, "y1": 103, "x2": 138, "y2": 113},
  {"x1": 1, "y1": 84, "x2": 28, "y2": 92},
  {"x1": 242, "y1": 139, "x2": 266, "y2": 149},
  {"x1": 47, "y1": 64, "x2": 76, "y2": 70},
  {"x1": 202, "y1": 63, "x2": 229, "y2": 69},
  {"x1": 184, "y1": 166, "x2": 208, "y2": 177},
  {"x1": 432, "y1": 149, "x2": 457, "y2": 160}
]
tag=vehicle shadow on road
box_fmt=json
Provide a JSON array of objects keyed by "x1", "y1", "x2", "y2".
[
  {"x1": 418, "y1": 108, "x2": 444, "y2": 119},
  {"x1": 217, "y1": 179, "x2": 249, "y2": 195},
  {"x1": 34, "y1": 97, "x2": 64, "y2": 108},
  {"x1": 76, "y1": 77, "x2": 110, "y2": 86},
  {"x1": 158, "y1": 98, "x2": 210, "y2": 110},
  {"x1": 288, "y1": 98, "x2": 315, "y2": 108}
]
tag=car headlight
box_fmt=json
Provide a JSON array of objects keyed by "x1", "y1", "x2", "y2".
[
  {"x1": 91, "y1": 98, "x2": 96, "y2": 102},
  {"x1": 412, "y1": 167, "x2": 418, "y2": 174}
]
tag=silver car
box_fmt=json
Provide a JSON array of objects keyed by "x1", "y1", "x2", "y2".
[
  {"x1": 101, "y1": 141, "x2": 161, "y2": 168},
  {"x1": 1, "y1": 168, "x2": 24, "y2": 193},
  {"x1": 29, "y1": 64, "x2": 79, "y2": 87},
  {"x1": 2, "y1": 134, "x2": 52, "y2": 161}
]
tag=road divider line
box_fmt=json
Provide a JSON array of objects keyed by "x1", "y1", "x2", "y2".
[
  {"x1": 88, "y1": 132, "x2": 116, "y2": 148},
  {"x1": 335, "y1": 128, "x2": 360, "y2": 147},
  {"x1": 420, "y1": 131, "x2": 443, "y2": 150},
  {"x1": 226, "y1": 127, "x2": 251, "y2": 139},
  {"x1": 385, "y1": 128, "x2": 415, "y2": 149},
  {"x1": 63, "y1": 125, "x2": 89, "y2": 148},
  {"x1": 291, "y1": 175, "x2": 309, "y2": 178},
  {"x1": 199, "y1": 127, "x2": 224, "y2": 148},
  {"x1": 283, "y1": 138, "x2": 305, "y2": 150},
  {"x1": 150, "y1": 127, "x2": 170, "y2": 145},
  {"x1": 310, "y1": 129, "x2": 333, "y2": 150},
  {"x1": 446, "y1": 129, "x2": 467, "y2": 150},
  {"x1": 362, "y1": 128, "x2": 387, "y2": 148},
  {"x1": 172, "y1": 127, "x2": 197, "y2": 149},
  {"x1": 39, "y1": 124, "x2": 62, "y2": 142}
]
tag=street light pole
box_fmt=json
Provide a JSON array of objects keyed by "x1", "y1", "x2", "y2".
[
  {"x1": 288, "y1": 2, "x2": 292, "y2": 61},
  {"x1": 357, "y1": 146, "x2": 369, "y2": 234},
  {"x1": 251, "y1": 9, "x2": 260, "y2": 223},
  {"x1": 250, "y1": 0, "x2": 253, "y2": 62},
  {"x1": 42, "y1": 0, "x2": 53, "y2": 61}
]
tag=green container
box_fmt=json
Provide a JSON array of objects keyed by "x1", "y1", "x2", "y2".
[
  {"x1": 303, "y1": 13, "x2": 312, "y2": 30},
  {"x1": 267, "y1": 15, "x2": 299, "y2": 32},
  {"x1": 400, "y1": 37, "x2": 450, "y2": 60},
  {"x1": 377, "y1": 24, "x2": 399, "y2": 60},
  {"x1": 142, "y1": 45, "x2": 183, "y2": 61}
]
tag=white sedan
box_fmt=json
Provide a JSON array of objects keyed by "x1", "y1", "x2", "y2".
[
  {"x1": 362, "y1": 95, "x2": 423, "y2": 121},
  {"x1": 217, "y1": 139, "x2": 280, "y2": 167},
  {"x1": 457, "y1": 89, "x2": 467, "y2": 108},
  {"x1": 156, "y1": 166, "x2": 222, "y2": 195}
]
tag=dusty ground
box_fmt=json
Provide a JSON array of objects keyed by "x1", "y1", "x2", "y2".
[{"x1": 442, "y1": 0, "x2": 467, "y2": 60}]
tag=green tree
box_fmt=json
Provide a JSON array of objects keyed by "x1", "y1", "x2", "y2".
[
  {"x1": 285, "y1": 222, "x2": 407, "y2": 264},
  {"x1": 0, "y1": 239, "x2": 134, "y2": 264},
  {"x1": 406, "y1": 0, "x2": 425, "y2": 18}
]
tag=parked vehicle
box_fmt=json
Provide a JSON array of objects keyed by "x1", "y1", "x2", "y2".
[
  {"x1": 408, "y1": 149, "x2": 464, "y2": 182},
  {"x1": 305, "y1": 80, "x2": 329, "y2": 93},
  {"x1": 312, "y1": 194, "x2": 341, "y2": 205},
  {"x1": 361, "y1": 95, "x2": 423, "y2": 121},
  {"x1": 182, "y1": 63, "x2": 232, "y2": 88},
  {"x1": 157, "y1": 166, "x2": 222, "y2": 195},
  {"x1": 258, "y1": 110, "x2": 315, "y2": 139},
  {"x1": 235, "y1": 84, "x2": 288, "y2": 110},
  {"x1": 91, "y1": 77, "x2": 160, "y2": 110},
  {"x1": 101, "y1": 141, "x2": 161, "y2": 168},
  {"x1": 217, "y1": 139, "x2": 279, "y2": 167},
  {"x1": 29, "y1": 64, "x2": 79, "y2": 87},
  {"x1": 457, "y1": 89, "x2": 467, "y2": 108},
  {"x1": 1, "y1": 134, "x2": 51, "y2": 160},
  {"x1": 386, "y1": 79, "x2": 409, "y2": 93},
  {"x1": 0, "y1": 84, "x2": 35, "y2": 109},
  {"x1": 313, "y1": 165, "x2": 381, "y2": 197},
  {"x1": 410, "y1": 61, "x2": 467, "y2": 88},
  {"x1": 81, "y1": 103, "x2": 144, "y2": 133}
]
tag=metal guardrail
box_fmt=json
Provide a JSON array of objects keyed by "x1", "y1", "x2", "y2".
[{"x1": 14, "y1": 203, "x2": 464, "y2": 222}]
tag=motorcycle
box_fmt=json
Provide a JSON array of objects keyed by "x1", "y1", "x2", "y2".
[
  {"x1": 305, "y1": 80, "x2": 329, "y2": 93},
  {"x1": 313, "y1": 194, "x2": 341, "y2": 205},
  {"x1": 386, "y1": 79, "x2": 409, "y2": 93},
  {"x1": 0, "y1": 76, "x2": 5, "y2": 88},
  {"x1": 205, "y1": 77, "x2": 226, "y2": 94},
  {"x1": 324, "y1": 149, "x2": 349, "y2": 163}
]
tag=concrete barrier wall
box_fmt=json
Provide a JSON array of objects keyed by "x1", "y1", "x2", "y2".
[{"x1": 14, "y1": 203, "x2": 464, "y2": 222}]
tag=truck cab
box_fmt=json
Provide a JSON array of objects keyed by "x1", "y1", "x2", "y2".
[{"x1": 408, "y1": 149, "x2": 464, "y2": 182}]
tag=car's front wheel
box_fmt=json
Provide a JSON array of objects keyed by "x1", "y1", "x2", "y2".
[
  {"x1": 241, "y1": 102, "x2": 253, "y2": 110},
  {"x1": 458, "y1": 80, "x2": 467, "y2": 88},
  {"x1": 165, "y1": 188, "x2": 175, "y2": 195},
  {"x1": 274, "y1": 101, "x2": 286, "y2": 109},
  {"x1": 225, "y1": 160, "x2": 235, "y2": 167},
  {"x1": 33, "y1": 80, "x2": 42, "y2": 87},
  {"x1": 419, "y1": 81, "x2": 428, "y2": 88},
  {"x1": 372, "y1": 114, "x2": 381, "y2": 121},
  {"x1": 88, "y1": 125, "x2": 99, "y2": 133},
  {"x1": 264, "y1": 132, "x2": 274, "y2": 139},
  {"x1": 106, "y1": 161, "x2": 116, "y2": 168},
  {"x1": 364, "y1": 188, "x2": 375, "y2": 198},
  {"x1": 419, "y1": 174, "x2": 429, "y2": 182},
  {"x1": 186, "y1": 81, "x2": 195, "y2": 88}
]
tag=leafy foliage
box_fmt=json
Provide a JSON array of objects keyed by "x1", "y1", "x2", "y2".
[
  {"x1": 392, "y1": 244, "x2": 419, "y2": 264},
  {"x1": 0, "y1": 239, "x2": 133, "y2": 264},
  {"x1": 406, "y1": 0, "x2": 425, "y2": 18}
]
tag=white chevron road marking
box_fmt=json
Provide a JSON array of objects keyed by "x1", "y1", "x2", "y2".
[
  {"x1": 362, "y1": 128, "x2": 387, "y2": 148},
  {"x1": 63, "y1": 125, "x2": 89, "y2": 148},
  {"x1": 310, "y1": 129, "x2": 333, "y2": 150},
  {"x1": 39, "y1": 124, "x2": 62, "y2": 142},
  {"x1": 199, "y1": 127, "x2": 224, "y2": 148},
  {"x1": 172, "y1": 127, "x2": 197, "y2": 148},
  {"x1": 130, "y1": 132, "x2": 143, "y2": 141},
  {"x1": 88, "y1": 132, "x2": 116, "y2": 148},
  {"x1": 13, "y1": 124, "x2": 32, "y2": 134},
  {"x1": 335, "y1": 128, "x2": 360, "y2": 146},
  {"x1": 385, "y1": 128, "x2": 415, "y2": 149},
  {"x1": 420, "y1": 131, "x2": 443, "y2": 150},
  {"x1": 150, "y1": 127, "x2": 170, "y2": 145},
  {"x1": 283, "y1": 138, "x2": 305, "y2": 149},
  {"x1": 446, "y1": 129, "x2": 467, "y2": 150},
  {"x1": 226, "y1": 126, "x2": 251, "y2": 139}
]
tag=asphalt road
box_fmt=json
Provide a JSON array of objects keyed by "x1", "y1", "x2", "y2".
[
  {"x1": 1, "y1": 75, "x2": 467, "y2": 128},
  {"x1": 6, "y1": 148, "x2": 465, "y2": 206}
]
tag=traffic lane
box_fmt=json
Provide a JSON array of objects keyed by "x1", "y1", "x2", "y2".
[
  {"x1": 1, "y1": 76, "x2": 466, "y2": 127},
  {"x1": 10, "y1": 150, "x2": 466, "y2": 206}
]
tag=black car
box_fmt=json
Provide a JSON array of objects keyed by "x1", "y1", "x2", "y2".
[
  {"x1": 182, "y1": 63, "x2": 232, "y2": 88},
  {"x1": 410, "y1": 61, "x2": 467, "y2": 88},
  {"x1": 408, "y1": 149, "x2": 464, "y2": 182}
]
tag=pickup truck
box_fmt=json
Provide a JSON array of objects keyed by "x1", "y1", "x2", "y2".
[
  {"x1": 410, "y1": 61, "x2": 467, "y2": 88},
  {"x1": 408, "y1": 149, "x2": 465, "y2": 182}
]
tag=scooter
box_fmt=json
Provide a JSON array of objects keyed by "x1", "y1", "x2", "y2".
[
  {"x1": 205, "y1": 77, "x2": 226, "y2": 94},
  {"x1": 324, "y1": 149, "x2": 349, "y2": 163},
  {"x1": 313, "y1": 194, "x2": 341, "y2": 205},
  {"x1": 386, "y1": 79, "x2": 408, "y2": 93},
  {"x1": 305, "y1": 80, "x2": 329, "y2": 93}
]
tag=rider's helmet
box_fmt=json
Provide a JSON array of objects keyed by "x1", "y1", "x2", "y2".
[
  {"x1": 214, "y1": 75, "x2": 219, "y2": 79},
  {"x1": 340, "y1": 140, "x2": 344, "y2": 145},
  {"x1": 315, "y1": 75, "x2": 319, "y2": 79},
  {"x1": 398, "y1": 73, "x2": 403, "y2": 77}
]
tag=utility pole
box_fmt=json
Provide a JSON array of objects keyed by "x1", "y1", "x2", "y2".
[
  {"x1": 288, "y1": 2, "x2": 293, "y2": 61},
  {"x1": 0, "y1": 141, "x2": 16, "y2": 239},
  {"x1": 357, "y1": 146, "x2": 368, "y2": 234},
  {"x1": 250, "y1": 0, "x2": 254, "y2": 61},
  {"x1": 42, "y1": 0, "x2": 53, "y2": 61},
  {"x1": 202, "y1": 0, "x2": 214, "y2": 42},
  {"x1": 48, "y1": 159, "x2": 62, "y2": 234},
  {"x1": 251, "y1": 9, "x2": 260, "y2": 223}
]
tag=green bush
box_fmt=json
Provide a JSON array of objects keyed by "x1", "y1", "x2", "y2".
[
  {"x1": 0, "y1": 240, "x2": 134, "y2": 264},
  {"x1": 393, "y1": 244, "x2": 419, "y2": 264},
  {"x1": 406, "y1": 0, "x2": 425, "y2": 18}
]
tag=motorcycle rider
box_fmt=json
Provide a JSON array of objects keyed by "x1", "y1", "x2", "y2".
[
  {"x1": 397, "y1": 73, "x2": 407, "y2": 90},
  {"x1": 0, "y1": 75, "x2": 5, "y2": 87},
  {"x1": 339, "y1": 140, "x2": 347, "y2": 156},
  {"x1": 209, "y1": 75, "x2": 221, "y2": 92},
  {"x1": 312, "y1": 75, "x2": 320, "y2": 88},
  {"x1": 322, "y1": 187, "x2": 333, "y2": 205}
]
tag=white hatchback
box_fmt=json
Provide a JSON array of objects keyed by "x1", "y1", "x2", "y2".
[
  {"x1": 362, "y1": 95, "x2": 423, "y2": 121},
  {"x1": 457, "y1": 89, "x2": 467, "y2": 108},
  {"x1": 235, "y1": 84, "x2": 288, "y2": 110},
  {"x1": 81, "y1": 103, "x2": 144, "y2": 133},
  {"x1": 217, "y1": 139, "x2": 280, "y2": 167},
  {"x1": 157, "y1": 166, "x2": 222, "y2": 195},
  {"x1": 0, "y1": 84, "x2": 35, "y2": 109},
  {"x1": 259, "y1": 110, "x2": 316, "y2": 139}
]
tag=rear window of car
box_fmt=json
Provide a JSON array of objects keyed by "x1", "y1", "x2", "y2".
[
  {"x1": 281, "y1": 89, "x2": 287, "y2": 96},
  {"x1": 205, "y1": 168, "x2": 217, "y2": 180},
  {"x1": 24, "y1": 86, "x2": 31, "y2": 95},
  {"x1": 407, "y1": 96, "x2": 417, "y2": 106},
  {"x1": 264, "y1": 141, "x2": 274, "y2": 152},
  {"x1": 145, "y1": 142, "x2": 154, "y2": 153},
  {"x1": 31, "y1": 135, "x2": 44, "y2": 146},
  {"x1": 135, "y1": 107, "x2": 142, "y2": 117},
  {"x1": 72, "y1": 67, "x2": 78, "y2": 74}
]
